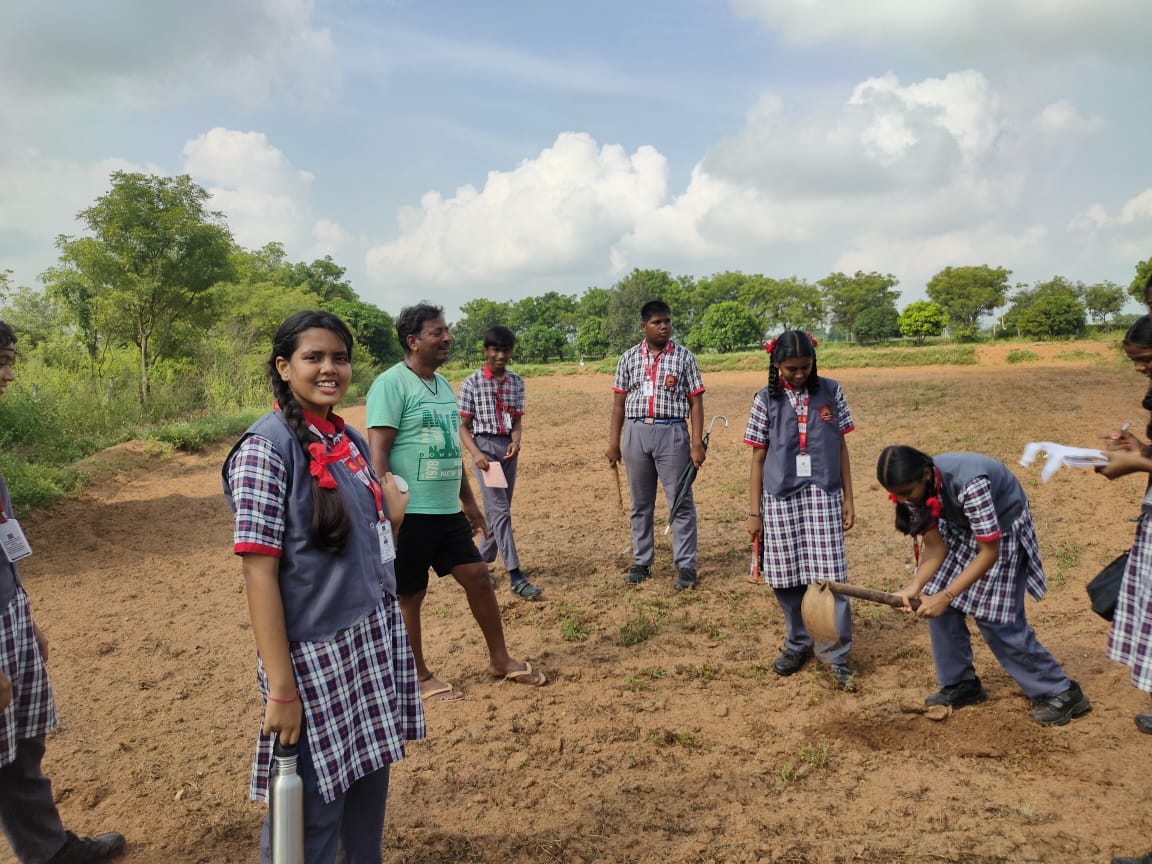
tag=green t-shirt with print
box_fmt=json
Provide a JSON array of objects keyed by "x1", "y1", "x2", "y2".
[{"x1": 365, "y1": 363, "x2": 463, "y2": 515}]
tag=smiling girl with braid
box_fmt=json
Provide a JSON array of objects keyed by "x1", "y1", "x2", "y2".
[{"x1": 223, "y1": 311, "x2": 424, "y2": 863}]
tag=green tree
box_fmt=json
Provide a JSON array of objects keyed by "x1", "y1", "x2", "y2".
[
  {"x1": 44, "y1": 172, "x2": 233, "y2": 403},
  {"x1": 925, "y1": 265, "x2": 1011, "y2": 340},
  {"x1": 574, "y1": 317, "x2": 609, "y2": 359},
  {"x1": 577, "y1": 286, "x2": 611, "y2": 320},
  {"x1": 291, "y1": 255, "x2": 356, "y2": 303},
  {"x1": 509, "y1": 291, "x2": 578, "y2": 340},
  {"x1": 1004, "y1": 276, "x2": 1085, "y2": 339},
  {"x1": 897, "y1": 301, "x2": 950, "y2": 345},
  {"x1": 1128, "y1": 257, "x2": 1152, "y2": 305},
  {"x1": 745, "y1": 276, "x2": 825, "y2": 332},
  {"x1": 0, "y1": 277, "x2": 62, "y2": 350},
  {"x1": 327, "y1": 298, "x2": 400, "y2": 366},
  {"x1": 1083, "y1": 281, "x2": 1126, "y2": 330},
  {"x1": 518, "y1": 323, "x2": 566, "y2": 362},
  {"x1": 692, "y1": 301, "x2": 762, "y2": 353},
  {"x1": 42, "y1": 236, "x2": 118, "y2": 381},
  {"x1": 855, "y1": 306, "x2": 900, "y2": 344},
  {"x1": 818, "y1": 271, "x2": 900, "y2": 342}
]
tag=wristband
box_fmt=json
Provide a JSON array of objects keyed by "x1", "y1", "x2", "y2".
[
  {"x1": 749, "y1": 512, "x2": 762, "y2": 518},
  {"x1": 267, "y1": 692, "x2": 299, "y2": 704}
]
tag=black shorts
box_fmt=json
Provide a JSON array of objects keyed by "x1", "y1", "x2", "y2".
[{"x1": 394, "y1": 512, "x2": 484, "y2": 595}]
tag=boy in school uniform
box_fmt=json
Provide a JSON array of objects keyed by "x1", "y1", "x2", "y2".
[
  {"x1": 458, "y1": 326, "x2": 541, "y2": 600},
  {"x1": 606, "y1": 300, "x2": 706, "y2": 590}
]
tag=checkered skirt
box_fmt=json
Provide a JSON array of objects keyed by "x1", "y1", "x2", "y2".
[
  {"x1": 759, "y1": 485, "x2": 847, "y2": 588},
  {"x1": 0, "y1": 588, "x2": 58, "y2": 767},
  {"x1": 1108, "y1": 514, "x2": 1152, "y2": 693},
  {"x1": 927, "y1": 504, "x2": 1047, "y2": 625},
  {"x1": 250, "y1": 594, "x2": 425, "y2": 803}
]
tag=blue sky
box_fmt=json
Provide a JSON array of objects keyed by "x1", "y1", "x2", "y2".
[{"x1": 1, "y1": 0, "x2": 1150, "y2": 318}]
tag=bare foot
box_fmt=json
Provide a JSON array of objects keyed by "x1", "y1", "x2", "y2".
[
  {"x1": 489, "y1": 660, "x2": 546, "y2": 687},
  {"x1": 419, "y1": 674, "x2": 464, "y2": 702}
]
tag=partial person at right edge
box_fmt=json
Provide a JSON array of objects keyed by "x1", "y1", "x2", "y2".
[
  {"x1": 366, "y1": 304, "x2": 546, "y2": 705},
  {"x1": 457, "y1": 326, "x2": 541, "y2": 601}
]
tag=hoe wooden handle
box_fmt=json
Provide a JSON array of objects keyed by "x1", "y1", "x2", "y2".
[{"x1": 821, "y1": 581, "x2": 922, "y2": 611}]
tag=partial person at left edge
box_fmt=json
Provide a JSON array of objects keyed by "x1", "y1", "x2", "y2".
[{"x1": 0, "y1": 319, "x2": 126, "y2": 864}]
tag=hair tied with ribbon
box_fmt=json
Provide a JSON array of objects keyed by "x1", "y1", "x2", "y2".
[
  {"x1": 807, "y1": 333, "x2": 818, "y2": 348},
  {"x1": 764, "y1": 338, "x2": 777, "y2": 355},
  {"x1": 307, "y1": 438, "x2": 351, "y2": 490},
  {"x1": 888, "y1": 493, "x2": 899, "y2": 504},
  {"x1": 925, "y1": 496, "x2": 942, "y2": 518}
]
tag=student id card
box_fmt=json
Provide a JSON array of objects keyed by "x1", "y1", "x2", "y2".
[
  {"x1": 795, "y1": 454, "x2": 812, "y2": 478},
  {"x1": 0, "y1": 518, "x2": 32, "y2": 562},
  {"x1": 377, "y1": 520, "x2": 396, "y2": 564}
]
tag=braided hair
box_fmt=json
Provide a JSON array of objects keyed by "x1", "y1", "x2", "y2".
[
  {"x1": 1123, "y1": 315, "x2": 1152, "y2": 439},
  {"x1": 765, "y1": 330, "x2": 820, "y2": 398},
  {"x1": 876, "y1": 444, "x2": 937, "y2": 536},
  {"x1": 268, "y1": 311, "x2": 355, "y2": 555}
]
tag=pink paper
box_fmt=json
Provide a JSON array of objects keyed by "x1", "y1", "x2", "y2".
[{"x1": 481, "y1": 461, "x2": 508, "y2": 488}]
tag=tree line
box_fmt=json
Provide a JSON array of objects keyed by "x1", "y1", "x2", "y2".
[{"x1": 3, "y1": 172, "x2": 1150, "y2": 412}]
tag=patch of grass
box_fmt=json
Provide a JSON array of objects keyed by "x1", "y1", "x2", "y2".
[
  {"x1": 149, "y1": 409, "x2": 263, "y2": 452},
  {"x1": 556, "y1": 603, "x2": 591, "y2": 642},
  {"x1": 619, "y1": 599, "x2": 666, "y2": 647},
  {"x1": 689, "y1": 664, "x2": 718, "y2": 680},
  {"x1": 1006, "y1": 349, "x2": 1039, "y2": 364},
  {"x1": 0, "y1": 455, "x2": 84, "y2": 510},
  {"x1": 647, "y1": 728, "x2": 702, "y2": 749},
  {"x1": 624, "y1": 666, "x2": 665, "y2": 692},
  {"x1": 1049, "y1": 540, "x2": 1081, "y2": 586}
]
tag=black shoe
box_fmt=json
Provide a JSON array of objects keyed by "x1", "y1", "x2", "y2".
[
  {"x1": 673, "y1": 568, "x2": 697, "y2": 591},
  {"x1": 830, "y1": 663, "x2": 856, "y2": 691},
  {"x1": 1029, "y1": 682, "x2": 1091, "y2": 726},
  {"x1": 1136, "y1": 713, "x2": 1152, "y2": 735},
  {"x1": 47, "y1": 831, "x2": 126, "y2": 864},
  {"x1": 624, "y1": 564, "x2": 650, "y2": 584},
  {"x1": 1111, "y1": 854, "x2": 1152, "y2": 864},
  {"x1": 510, "y1": 578, "x2": 542, "y2": 600},
  {"x1": 925, "y1": 678, "x2": 987, "y2": 709},
  {"x1": 773, "y1": 648, "x2": 812, "y2": 676}
]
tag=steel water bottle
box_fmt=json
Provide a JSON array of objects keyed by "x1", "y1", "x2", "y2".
[{"x1": 269, "y1": 736, "x2": 304, "y2": 864}]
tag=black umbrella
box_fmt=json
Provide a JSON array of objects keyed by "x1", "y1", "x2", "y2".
[{"x1": 664, "y1": 415, "x2": 728, "y2": 535}]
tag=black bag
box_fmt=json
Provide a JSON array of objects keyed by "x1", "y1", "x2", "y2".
[{"x1": 1086, "y1": 552, "x2": 1129, "y2": 621}]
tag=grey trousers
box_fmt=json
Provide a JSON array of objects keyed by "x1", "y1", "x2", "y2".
[
  {"x1": 927, "y1": 575, "x2": 1070, "y2": 699},
  {"x1": 472, "y1": 434, "x2": 520, "y2": 572},
  {"x1": 622, "y1": 420, "x2": 697, "y2": 571},
  {"x1": 260, "y1": 729, "x2": 391, "y2": 864},
  {"x1": 774, "y1": 584, "x2": 853, "y2": 665},
  {"x1": 0, "y1": 735, "x2": 68, "y2": 864}
]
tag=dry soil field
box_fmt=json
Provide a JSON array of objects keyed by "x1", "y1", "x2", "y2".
[{"x1": 5, "y1": 341, "x2": 1152, "y2": 864}]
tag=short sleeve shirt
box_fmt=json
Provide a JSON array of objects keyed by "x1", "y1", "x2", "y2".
[
  {"x1": 458, "y1": 366, "x2": 525, "y2": 436},
  {"x1": 612, "y1": 341, "x2": 705, "y2": 419},
  {"x1": 366, "y1": 363, "x2": 463, "y2": 515}
]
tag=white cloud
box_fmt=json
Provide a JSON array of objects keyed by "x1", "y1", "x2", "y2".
[
  {"x1": 182, "y1": 128, "x2": 347, "y2": 262},
  {"x1": 730, "y1": 0, "x2": 1152, "y2": 64},
  {"x1": 1037, "y1": 100, "x2": 1105, "y2": 134},
  {"x1": 365, "y1": 132, "x2": 670, "y2": 297}
]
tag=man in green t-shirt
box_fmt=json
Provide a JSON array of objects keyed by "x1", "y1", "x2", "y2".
[{"x1": 366, "y1": 304, "x2": 546, "y2": 702}]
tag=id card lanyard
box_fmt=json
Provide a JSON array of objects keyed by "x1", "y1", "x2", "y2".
[
  {"x1": 314, "y1": 431, "x2": 396, "y2": 564},
  {"x1": 641, "y1": 341, "x2": 669, "y2": 417},
  {"x1": 785, "y1": 387, "x2": 812, "y2": 478},
  {"x1": 0, "y1": 508, "x2": 32, "y2": 563}
]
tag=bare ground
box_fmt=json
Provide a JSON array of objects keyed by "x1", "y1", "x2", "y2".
[{"x1": 5, "y1": 339, "x2": 1152, "y2": 864}]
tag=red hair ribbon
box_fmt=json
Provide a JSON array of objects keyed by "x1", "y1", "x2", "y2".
[
  {"x1": 307, "y1": 438, "x2": 351, "y2": 490},
  {"x1": 764, "y1": 338, "x2": 777, "y2": 355},
  {"x1": 807, "y1": 333, "x2": 818, "y2": 348},
  {"x1": 888, "y1": 493, "x2": 899, "y2": 503},
  {"x1": 925, "y1": 496, "x2": 942, "y2": 518}
]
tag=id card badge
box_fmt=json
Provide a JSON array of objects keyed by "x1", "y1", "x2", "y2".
[
  {"x1": 642, "y1": 380, "x2": 654, "y2": 397},
  {"x1": 0, "y1": 518, "x2": 32, "y2": 562},
  {"x1": 795, "y1": 454, "x2": 812, "y2": 478},
  {"x1": 376, "y1": 520, "x2": 396, "y2": 564}
]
